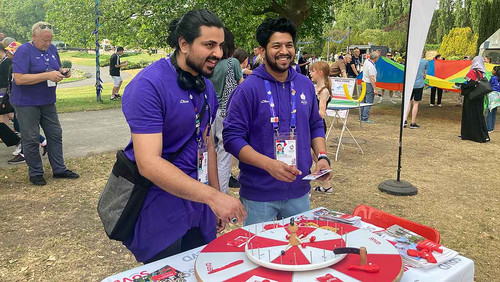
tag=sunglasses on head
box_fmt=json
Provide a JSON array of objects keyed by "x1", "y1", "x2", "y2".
[
  {"x1": 387, "y1": 54, "x2": 392, "y2": 57},
  {"x1": 39, "y1": 24, "x2": 52, "y2": 30}
]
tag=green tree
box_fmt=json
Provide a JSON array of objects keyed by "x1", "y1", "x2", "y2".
[
  {"x1": 45, "y1": 0, "x2": 94, "y2": 46},
  {"x1": 0, "y1": 0, "x2": 47, "y2": 42},
  {"x1": 439, "y1": 27, "x2": 478, "y2": 58}
]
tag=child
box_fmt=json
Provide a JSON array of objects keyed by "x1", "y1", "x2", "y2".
[
  {"x1": 310, "y1": 61, "x2": 333, "y2": 193},
  {"x1": 486, "y1": 66, "x2": 500, "y2": 133}
]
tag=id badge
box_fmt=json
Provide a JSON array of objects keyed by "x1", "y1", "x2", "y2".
[
  {"x1": 197, "y1": 146, "x2": 209, "y2": 184},
  {"x1": 47, "y1": 80, "x2": 56, "y2": 87},
  {"x1": 273, "y1": 132, "x2": 297, "y2": 166}
]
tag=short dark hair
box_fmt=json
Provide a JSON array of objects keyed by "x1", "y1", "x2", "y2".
[
  {"x1": 353, "y1": 47, "x2": 360, "y2": 51},
  {"x1": 116, "y1": 46, "x2": 124, "y2": 52},
  {"x1": 167, "y1": 9, "x2": 223, "y2": 50},
  {"x1": 256, "y1": 17, "x2": 296, "y2": 48},
  {"x1": 233, "y1": 48, "x2": 248, "y2": 64},
  {"x1": 302, "y1": 51, "x2": 308, "y2": 55},
  {"x1": 221, "y1": 27, "x2": 235, "y2": 59},
  {"x1": 434, "y1": 54, "x2": 442, "y2": 60}
]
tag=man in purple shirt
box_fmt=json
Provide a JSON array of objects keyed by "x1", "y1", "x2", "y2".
[
  {"x1": 121, "y1": 9, "x2": 246, "y2": 263},
  {"x1": 11, "y1": 22, "x2": 78, "y2": 186},
  {"x1": 223, "y1": 18, "x2": 331, "y2": 225}
]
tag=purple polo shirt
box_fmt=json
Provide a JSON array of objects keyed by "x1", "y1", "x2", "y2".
[
  {"x1": 10, "y1": 42, "x2": 61, "y2": 106},
  {"x1": 122, "y1": 57, "x2": 219, "y2": 262},
  {"x1": 223, "y1": 65, "x2": 325, "y2": 202}
]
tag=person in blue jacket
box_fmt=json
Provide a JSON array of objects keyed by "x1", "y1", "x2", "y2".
[{"x1": 223, "y1": 17, "x2": 331, "y2": 225}]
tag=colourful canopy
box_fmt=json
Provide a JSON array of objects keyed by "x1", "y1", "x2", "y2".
[
  {"x1": 357, "y1": 57, "x2": 499, "y2": 92},
  {"x1": 356, "y1": 56, "x2": 405, "y2": 91}
]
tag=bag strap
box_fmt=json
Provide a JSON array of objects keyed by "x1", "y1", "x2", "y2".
[
  {"x1": 167, "y1": 98, "x2": 208, "y2": 162},
  {"x1": 473, "y1": 70, "x2": 483, "y2": 81}
]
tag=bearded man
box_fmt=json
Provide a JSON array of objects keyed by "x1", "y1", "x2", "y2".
[
  {"x1": 223, "y1": 17, "x2": 331, "y2": 225},
  {"x1": 120, "y1": 9, "x2": 246, "y2": 263}
]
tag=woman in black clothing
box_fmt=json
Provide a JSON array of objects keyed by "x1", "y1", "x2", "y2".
[{"x1": 460, "y1": 56, "x2": 490, "y2": 143}]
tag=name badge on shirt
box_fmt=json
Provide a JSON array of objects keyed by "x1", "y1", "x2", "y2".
[
  {"x1": 197, "y1": 146, "x2": 209, "y2": 184},
  {"x1": 47, "y1": 80, "x2": 56, "y2": 87},
  {"x1": 274, "y1": 132, "x2": 297, "y2": 166}
]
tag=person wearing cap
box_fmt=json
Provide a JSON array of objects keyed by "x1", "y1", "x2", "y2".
[
  {"x1": 3, "y1": 41, "x2": 48, "y2": 164},
  {"x1": 2, "y1": 37, "x2": 15, "y2": 48},
  {"x1": 10, "y1": 22, "x2": 78, "y2": 185}
]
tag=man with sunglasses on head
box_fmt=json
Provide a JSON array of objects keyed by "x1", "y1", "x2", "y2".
[
  {"x1": 223, "y1": 18, "x2": 331, "y2": 226},
  {"x1": 10, "y1": 22, "x2": 78, "y2": 186},
  {"x1": 120, "y1": 9, "x2": 245, "y2": 263}
]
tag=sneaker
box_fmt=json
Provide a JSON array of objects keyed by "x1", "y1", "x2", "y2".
[
  {"x1": 12, "y1": 142, "x2": 22, "y2": 156},
  {"x1": 404, "y1": 120, "x2": 408, "y2": 128},
  {"x1": 409, "y1": 123, "x2": 420, "y2": 129},
  {"x1": 8, "y1": 154, "x2": 25, "y2": 164},
  {"x1": 430, "y1": 104, "x2": 435, "y2": 107},
  {"x1": 437, "y1": 104, "x2": 442, "y2": 107},
  {"x1": 228, "y1": 175, "x2": 240, "y2": 188},
  {"x1": 41, "y1": 145, "x2": 47, "y2": 156},
  {"x1": 115, "y1": 94, "x2": 121, "y2": 98},
  {"x1": 314, "y1": 186, "x2": 333, "y2": 193},
  {"x1": 361, "y1": 120, "x2": 374, "y2": 124},
  {"x1": 53, "y1": 169, "x2": 79, "y2": 179},
  {"x1": 377, "y1": 96, "x2": 383, "y2": 104},
  {"x1": 110, "y1": 96, "x2": 118, "y2": 101},
  {"x1": 390, "y1": 99, "x2": 397, "y2": 104},
  {"x1": 29, "y1": 175, "x2": 46, "y2": 186},
  {"x1": 488, "y1": 130, "x2": 494, "y2": 134}
]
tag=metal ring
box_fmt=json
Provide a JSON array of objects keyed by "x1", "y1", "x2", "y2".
[{"x1": 231, "y1": 217, "x2": 238, "y2": 224}]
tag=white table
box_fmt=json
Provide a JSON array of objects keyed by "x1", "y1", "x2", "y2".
[
  {"x1": 326, "y1": 101, "x2": 372, "y2": 161},
  {"x1": 102, "y1": 208, "x2": 474, "y2": 282}
]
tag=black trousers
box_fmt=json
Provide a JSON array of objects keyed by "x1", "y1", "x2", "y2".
[
  {"x1": 430, "y1": 87, "x2": 443, "y2": 105},
  {"x1": 144, "y1": 227, "x2": 206, "y2": 264}
]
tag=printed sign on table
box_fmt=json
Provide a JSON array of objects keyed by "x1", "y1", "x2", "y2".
[{"x1": 330, "y1": 77, "x2": 356, "y2": 99}]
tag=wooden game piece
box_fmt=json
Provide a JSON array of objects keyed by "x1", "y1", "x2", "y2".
[
  {"x1": 360, "y1": 246, "x2": 367, "y2": 266},
  {"x1": 288, "y1": 218, "x2": 301, "y2": 246}
]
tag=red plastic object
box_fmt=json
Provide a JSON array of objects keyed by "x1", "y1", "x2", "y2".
[
  {"x1": 352, "y1": 204, "x2": 440, "y2": 243},
  {"x1": 347, "y1": 263, "x2": 380, "y2": 273},
  {"x1": 407, "y1": 249, "x2": 437, "y2": 263}
]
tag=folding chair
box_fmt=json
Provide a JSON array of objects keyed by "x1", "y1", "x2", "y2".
[{"x1": 352, "y1": 204, "x2": 440, "y2": 243}]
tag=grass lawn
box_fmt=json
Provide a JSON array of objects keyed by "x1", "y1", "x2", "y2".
[
  {"x1": 55, "y1": 69, "x2": 140, "y2": 113},
  {"x1": 59, "y1": 50, "x2": 165, "y2": 67},
  {"x1": 0, "y1": 92, "x2": 498, "y2": 281}
]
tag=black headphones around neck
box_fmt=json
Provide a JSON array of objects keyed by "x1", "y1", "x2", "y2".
[{"x1": 170, "y1": 54, "x2": 206, "y2": 93}]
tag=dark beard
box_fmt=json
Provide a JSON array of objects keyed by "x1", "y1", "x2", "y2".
[
  {"x1": 264, "y1": 50, "x2": 291, "y2": 73},
  {"x1": 186, "y1": 54, "x2": 218, "y2": 78}
]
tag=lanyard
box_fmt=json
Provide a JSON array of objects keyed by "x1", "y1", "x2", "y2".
[
  {"x1": 30, "y1": 41, "x2": 52, "y2": 71},
  {"x1": 189, "y1": 91, "x2": 211, "y2": 148},
  {"x1": 264, "y1": 80, "x2": 296, "y2": 134}
]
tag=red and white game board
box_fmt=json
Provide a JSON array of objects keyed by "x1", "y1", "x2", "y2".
[{"x1": 195, "y1": 219, "x2": 404, "y2": 282}]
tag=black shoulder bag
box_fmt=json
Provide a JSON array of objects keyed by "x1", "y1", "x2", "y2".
[
  {"x1": 97, "y1": 100, "x2": 208, "y2": 241},
  {"x1": 466, "y1": 70, "x2": 493, "y2": 101}
]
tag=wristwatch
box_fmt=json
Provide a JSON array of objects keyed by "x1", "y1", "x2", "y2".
[{"x1": 318, "y1": 151, "x2": 331, "y2": 166}]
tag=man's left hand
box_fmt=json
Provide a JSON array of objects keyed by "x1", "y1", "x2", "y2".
[
  {"x1": 61, "y1": 68, "x2": 71, "y2": 78},
  {"x1": 314, "y1": 159, "x2": 331, "y2": 181}
]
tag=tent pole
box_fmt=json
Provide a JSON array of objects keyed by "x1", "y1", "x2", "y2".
[{"x1": 378, "y1": 0, "x2": 418, "y2": 196}]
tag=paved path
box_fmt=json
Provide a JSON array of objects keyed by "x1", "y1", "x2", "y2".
[
  {"x1": 0, "y1": 108, "x2": 130, "y2": 169},
  {"x1": 58, "y1": 65, "x2": 132, "y2": 89}
]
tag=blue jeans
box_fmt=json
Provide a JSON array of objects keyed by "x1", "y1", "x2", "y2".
[
  {"x1": 361, "y1": 83, "x2": 375, "y2": 121},
  {"x1": 240, "y1": 193, "x2": 310, "y2": 226},
  {"x1": 486, "y1": 107, "x2": 497, "y2": 131}
]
